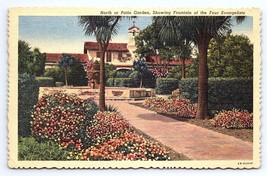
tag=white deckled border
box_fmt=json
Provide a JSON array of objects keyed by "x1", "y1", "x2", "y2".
[{"x1": 8, "y1": 7, "x2": 261, "y2": 169}]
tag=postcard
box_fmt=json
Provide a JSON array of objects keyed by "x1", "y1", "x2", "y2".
[{"x1": 8, "y1": 8, "x2": 261, "y2": 168}]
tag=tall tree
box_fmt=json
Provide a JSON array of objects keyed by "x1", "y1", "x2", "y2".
[
  {"x1": 18, "y1": 40, "x2": 46, "y2": 76},
  {"x1": 208, "y1": 34, "x2": 253, "y2": 77},
  {"x1": 134, "y1": 23, "x2": 191, "y2": 79},
  {"x1": 79, "y1": 16, "x2": 129, "y2": 111},
  {"x1": 155, "y1": 16, "x2": 245, "y2": 119}
]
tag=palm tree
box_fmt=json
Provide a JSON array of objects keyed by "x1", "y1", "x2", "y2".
[
  {"x1": 79, "y1": 16, "x2": 128, "y2": 111},
  {"x1": 155, "y1": 16, "x2": 245, "y2": 119}
]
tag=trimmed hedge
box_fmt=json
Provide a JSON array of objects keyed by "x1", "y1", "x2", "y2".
[
  {"x1": 18, "y1": 74, "x2": 39, "y2": 137},
  {"x1": 55, "y1": 81, "x2": 64, "y2": 87},
  {"x1": 114, "y1": 78, "x2": 134, "y2": 87},
  {"x1": 106, "y1": 78, "x2": 115, "y2": 87},
  {"x1": 156, "y1": 78, "x2": 179, "y2": 95},
  {"x1": 35, "y1": 76, "x2": 55, "y2": 87},
  {"x1": 178, "y1": 77, "x2": 253, "y2": 112}
]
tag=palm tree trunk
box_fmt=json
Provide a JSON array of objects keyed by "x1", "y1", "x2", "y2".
[
  {"x1": 181, "y1": 59, "x2": 185, "y2": 79},
  {"x1": 64, "y1": 68, "x2": 68, "y2": 86},
  {"x1": 99, "y1": 48, "x2": 106, "y2": 112},
  {"x1": 196, "y1": 38, "x2": 209, "y2": 119}
]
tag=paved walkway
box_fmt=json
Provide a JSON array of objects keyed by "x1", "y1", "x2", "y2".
[{"x1": 107, "y1": 100, "x2": 253, "y2": 160}]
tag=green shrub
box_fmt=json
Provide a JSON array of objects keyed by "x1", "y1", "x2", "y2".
[
  {"x1": 35, "y1": 76, "x2": 55, "y2": 87},
  {"x1": 18, "y1": 137, "x2": 68, "y2": 160},
  {"x1": 129, "y1": 70, "x2": 156, "y2": 88},
  {"x1": 55, "y1": 81, "x2": 64, "y2": 87},
  {"x1": 106, "y1": 78, "x2": 115, "y2": 87},
  {"x1": 113, "y1": 78, "x2": 134, "y2": 87},
  {"x1": 156, "y1": 78, "x2": 179, "y2": 94},
  {"x1": 32, "y1": 92, "x2": 99, "y2": 150},
  {"x1": 18, "y1": 74, "x2": 39, "y2": 137},
  {"x1": 129, "y1": 71, "x2": 139, "y2": 87},
  {"x1": 178, "y1": 77, "x2": 253, "y2": 112},
  {"x1": 115, "y1": 70, "x2": 132, "y2": 78},
  {"x1": 44, "y1": 66, "x2": 64, "y2": 82}
]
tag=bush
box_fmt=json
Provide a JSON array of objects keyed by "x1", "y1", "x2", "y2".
[
  {"x1": 156, "y1": 78, "x2": 179, "y2": 94},
  {"x1": 143, "y1": 97, "x2": 197, "y2": 118},
  {"x1": 113, "y1": 78, "x2": 134, "y2": 87},
  {"x1": 178, "y1": 78, "x2": 253, "y2": 112},
  {"x1": 69, "y1": 111, "x2": 170, "y2": 161},
  {"x1": 18, "y1": 74, "x2": 39, "y2": 137},
  {"x1": 211, "y1": 109, "x2": 253, "y2": 129},
  {"x1": 106, "y1": 78, "x2": 114, "y2": 87},
  {"x1": 129, "y1": 70, "x2": 156, "y2": 88},
  {"x1": 18, "y1": 137, "x2": 68, "y2": 160},
  {"x1": 86, "y1": 112, "x2": 130, "y2": 145},
  {"x1": 55, "y1": 81, "x2": 64, "y2": 87},
  {"x1": 143, "y1": 97, "x2": 167, "y2": 109},
  {"x1": 35, "y1": 76, "x2": 55, "y2": 87},
  {"x1": 115, "y1": 70, "x2": 132, "y2": 78},
  {"x1": 44, "y1": 66, "x2": 64, "y2": 82},
  {"x1": 31, "y1": 92, "x2": 98, "y2": 150}
]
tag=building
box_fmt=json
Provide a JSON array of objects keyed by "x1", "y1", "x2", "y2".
[
  {"x1": 83, "y1": 21, "x2": 140, "y2": 70},
  {"x1": 45, "y1": 53, "x2": 89, "y2": 69},
  {"x1": 45, "y1": 21, "x2": 192, "y2": 71}
]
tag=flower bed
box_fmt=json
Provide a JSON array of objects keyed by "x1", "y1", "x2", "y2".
[
  {"x1": 211, "y1": 109, "x2": 253, "y2": 129},
  {"x1": 31, "y1": 92, "x2": 98, "y2": 150},
  {"x1": 31, "y1": 92, "x2": 171, "y2": 160},
  {"x1": 143, "y1": 97, "x2": 197, "y2": 118}
]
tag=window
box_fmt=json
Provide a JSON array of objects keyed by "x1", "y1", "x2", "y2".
[
  {"x1": 96, "y1": 52, "x2": 101, "y2": 58},
  {"x1": 106, "y1": 52, "x2": 112, "y2": 62}
]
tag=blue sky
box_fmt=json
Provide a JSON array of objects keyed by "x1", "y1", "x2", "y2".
[{"x1": 19, "y1": 16, "x2": 253, "y2": 53}]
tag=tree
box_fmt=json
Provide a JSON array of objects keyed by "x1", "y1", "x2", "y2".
[
  {"x1": 133, "y1": 59, "x2": 149, "y2": 88},
  {"x1": 79, "y1": 16, "x2": 130, "y2": 111},
  {"x1": 18, "y1": 40, "x2": 46, "y2": 76},
  {"x1": 208, "y1": 34, "x2": 253, "y2": 77},
  {"x1": 58, "y1": 53, "x2": 77, "y2": 86},
  {"x1": 134, "y1": 23, "x2": 192, "y2": 79},
  {"x1": 155, "y1": 16, "x2": 245, "y2": 119}
]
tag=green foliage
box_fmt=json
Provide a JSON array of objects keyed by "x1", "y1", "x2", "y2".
[
  {"x1": 133, "y1": 59, "x2": 151, "y2": 87},
  {"x1": 32, "y1": 92, "x2": 99, "y2": 150},
  {"x1": 113, "y1": 78, "x2": 134, "y2": 87},
  {"x1": 55, "y1": 82, "x2": 64, "y2": 87},
  {"x1": 167, "y1": 66, "x2": 182, "y2": 79},
  {"x1": 106, "y1": 78, "x2": 115, "y2": 87},
  {"x1": 178, "y1": 78, "x2": 253, "y2": 112},
  {"x1": 208, "y1": 34, "x2": 253, "y2": 77},
  {"x1": 105, "y1": 104, "x2": 119, "y2": 112},
  {"x1": 67, "y1": 60, "x2": 87, "y2": 86},
  {"x1": 18, "y1": 40, "x2": 46, "y2": 76},
  {"x1": 156, "y1": 78, "x2": 179, "y2": 95},
  {"x1": 115, "y1": 70, "x2": 132, "y2": 78},
  {"x1": 58, "y1": 54, "x2": 87, "y2": 86},
  {"x1": 105, "y1": 63, "x2": 117, "y2": 80},
  {"x1": 18, "y1": 74, "x2": 39, "y2": 137},
  {"x1": 35, "y1": 76, "x2": 55, "y2": 87},
  {"x1": 18, "y1": 137, "x2": 68, "y2": 160},
  {"x1": 44, "y1": 66, "x2": 64, "y2": 82}
]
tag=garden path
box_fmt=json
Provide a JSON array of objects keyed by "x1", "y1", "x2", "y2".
[{"x1": 106, "y1": 100, "x2": 253, "y2": 160}]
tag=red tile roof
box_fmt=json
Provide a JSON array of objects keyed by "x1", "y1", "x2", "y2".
[
  {"x1": 46, "y1": 53, "x2": 89, "y2": 63},
  {"x1": 84, "y1": 42, "x2": 129, "y2": 52},
  {"x1": 146, "y1": 56, "x2": 193, "y2": 65}
]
